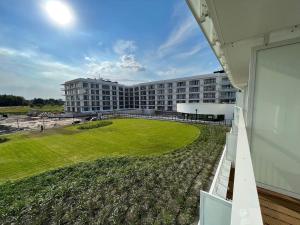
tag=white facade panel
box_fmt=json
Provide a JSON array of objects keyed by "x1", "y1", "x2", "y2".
[{"x1": 177, "y1": 103, "x2": 234, "y2": 120}]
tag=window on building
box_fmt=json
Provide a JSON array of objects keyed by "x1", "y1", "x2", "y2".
[
  {"x1": 157, "y1": 83, "x2": 165, "y2": 89},
  {"x1": 222, "y1": 77, "x2": 229, "y2": 82},
  {"x1": 189, "y1": 87, "x2": 199, "y2": 92},
  {"x1": 176, "y1": 94, "x2": 186, "y2": 99},
  {"x1": 204, "y1": 78, "x2": 216, "y2": 84},
  {"x1": 203, "y1": 93, "x2": 215, "y2": 98},
  {"x1": 176, "y1": 88, "x2": 186, "y2": 93},
  {"x1": 222, "y1": 84, "x2": 233, "y2": 90},
  {"x1": 204, "y1": 85, "x2": 216, "y2": 91},
  {"x1": 167, "y1": 106, "x2": 173, "y2": 111},
  {"x1": 176, "y1": 81, "x2": 186, "y2": 87},
  {"x1": 102, "y1": 84, "x2": 110, "y2": 90},
  {"x1": 189, "y1": 93, "x2": 200, "y2": 99},
  {"x1": 189, "y1": 80, "x2": 199, "y2": 85},
  {"x1": 102, "y1": 90, "x2": 110, "y2": 95}
]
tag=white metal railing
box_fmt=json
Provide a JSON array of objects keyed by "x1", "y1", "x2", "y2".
[
  {"x1": 210, "y1": 145, "x2": 231, "y2": 199},
  {"x1": 199, "y1": 106, "x2": 263, "y2": 225},
  {"x1": 226, "y1": 131, "x2": 237, "y2": 163},
  {"x1": 230, "y1": 107, "x2": 263, "y2": 225},
  {"x1": 199, "y1": 130, "x2": 233, "y2": 225}
]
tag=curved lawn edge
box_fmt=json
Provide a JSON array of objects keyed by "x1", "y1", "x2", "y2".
[{"x1": 0, "y1": 119, "x2": 199, "y2": 183}]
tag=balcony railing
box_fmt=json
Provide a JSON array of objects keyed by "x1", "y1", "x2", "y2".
[{"x1": 198, "y1": 104, "x2": 263, "y2": 225}]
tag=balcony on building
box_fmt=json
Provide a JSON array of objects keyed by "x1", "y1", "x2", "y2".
[{"x1": 186, "y1": 0, "x2": 300, "y2": 224}]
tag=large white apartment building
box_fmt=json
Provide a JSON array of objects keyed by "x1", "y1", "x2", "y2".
[{"x1": 63, "y1": 71, "x2": 236, "y2": 113}]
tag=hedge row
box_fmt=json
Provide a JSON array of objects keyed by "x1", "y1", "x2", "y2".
[{"x1": 77, "y1": 121, "x2": 113, "y2": 130}]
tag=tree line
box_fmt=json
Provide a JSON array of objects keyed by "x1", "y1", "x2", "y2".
[{"x1": 0, "y1": 95, "x2": 64, "y2": 107}]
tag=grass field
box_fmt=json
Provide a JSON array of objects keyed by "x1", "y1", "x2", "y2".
[
  {"x1": 0, "y1": 104, "x2": 64, "y2": 114},
  {"x1": 0, "y1": 119, "x2": 199, "y2": 182},
  {"x1": 0, "y1": 123, "x2": 227, "y2": 225}
]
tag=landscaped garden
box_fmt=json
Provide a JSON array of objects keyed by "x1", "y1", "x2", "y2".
[{"x1": 0, "y1": 119, "x2": 227, "y2": 224}]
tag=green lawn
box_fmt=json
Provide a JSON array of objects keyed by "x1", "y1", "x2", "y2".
[
  {"x1": 0, "y1": 119, "x2": 199, "y2": 183},
  {"x1": 0, "y1": 104, "x2": 63, "y2": 114}
]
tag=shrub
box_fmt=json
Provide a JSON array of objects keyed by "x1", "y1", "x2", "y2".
[
  {"x1": 0, "y1": 137, "x2": 8, "y2": 144},
  {"x1": 77, "y1": 121, "x2": 113, "y2": 130}
]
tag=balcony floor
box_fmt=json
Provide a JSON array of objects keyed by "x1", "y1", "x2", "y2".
[{"x1": 258, "y1": 187, "x2": 300, "y2": 225}]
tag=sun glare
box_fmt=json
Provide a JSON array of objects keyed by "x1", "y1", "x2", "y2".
[{"x1": 43, "y1": 0, "x2": 75, "y2": 27}]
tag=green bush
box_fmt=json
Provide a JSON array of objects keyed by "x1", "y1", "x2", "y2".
[
  {"x1": 77, "y1": 121, "x2": 113, "y2": 130},
  {"x1": 0, "y1": 137, "x2": 8, "y2": 144}
]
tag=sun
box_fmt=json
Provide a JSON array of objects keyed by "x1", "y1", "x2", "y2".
[{"x1": 43, "y1": 0, "x2": 75, "y2": 27}]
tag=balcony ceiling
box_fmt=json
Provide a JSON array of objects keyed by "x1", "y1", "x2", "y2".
[
  {"x1": 208, "y1": 0, "x2": 300, "y2": 45},
  {"x1": 189, "y1": 0, "x2": 300, "y2": 89}
]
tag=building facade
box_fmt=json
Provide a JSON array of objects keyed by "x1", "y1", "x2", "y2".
[{"x1": 63, "y1": 72, "x2": 236, "y2": 113}]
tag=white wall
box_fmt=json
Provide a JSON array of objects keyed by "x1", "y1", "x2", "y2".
[
  {"x1": 176, "y1": 103, "x2": 234, "y2": 120},
  {"x1": 250, "y1": 41, "x2": 300, "y2": 199}
]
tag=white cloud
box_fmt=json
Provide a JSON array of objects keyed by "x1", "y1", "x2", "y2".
[
  {"x1": 86, "y1": 60, "x2": 116, "y2": 76},
  {"x1": 0, "y1": 46, "x2": 82, "y2": 98},
  {"x1": 84, "y1": 56, "x2": 96, "y2": 62},
  {"x1": 157, "y1": 67, "x2": 179, "y2": 78},
  {"x1": 174, "y1": 44, "x2": 205, "y2": 58},
  {"x1": 113, "y1": 39, "x2": 137, "y2": 55},
  {"x1": 118, "y1": 54, "x2": 145, "y2": 72},
  {"x1": 158, "y1": 15, "x2": 198, "y2": 57},
  {"x1": 0, "y1": 47, "x2": 36, "y2": 58},
  {"x1": 84, "y1": 52, "x2": 147, "y2": 85}
]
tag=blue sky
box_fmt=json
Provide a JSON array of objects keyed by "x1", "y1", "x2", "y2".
[{"x1": 0, "y1": 0, "x2": 220, "y2": 99}]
